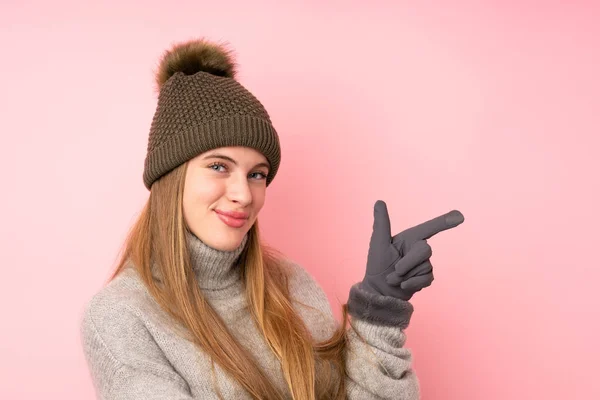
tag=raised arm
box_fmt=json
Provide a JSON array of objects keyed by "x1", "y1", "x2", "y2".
[
  {"x1": 288, "y1": 260, "x2": 420, "y2": 399},
  {"x1": 289, "y1": 200, "x2": 464, "y2": 399}
]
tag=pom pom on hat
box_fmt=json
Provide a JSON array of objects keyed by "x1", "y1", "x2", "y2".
[{"x1": 154, "y1": 38, "x2": 238, "y2": 92}]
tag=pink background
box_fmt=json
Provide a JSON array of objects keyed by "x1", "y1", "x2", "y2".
[{"x1": 1, "y1": 1, "x2": 598, "y2": 399}]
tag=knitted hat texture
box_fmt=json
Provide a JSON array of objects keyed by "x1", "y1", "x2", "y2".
[{"x1": 142, "y1": 39, "x2": 281, "y2": 189}]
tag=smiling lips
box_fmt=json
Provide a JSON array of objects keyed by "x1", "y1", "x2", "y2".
[{"x1": 214, "y1": 209, "x2": 249, "y2": 228}]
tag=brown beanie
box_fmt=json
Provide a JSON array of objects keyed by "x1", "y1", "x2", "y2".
[{"x1": 142, "y1": 39, "x2": 281, "y2": 190}]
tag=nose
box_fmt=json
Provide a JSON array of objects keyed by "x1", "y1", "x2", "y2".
[{"x1": 226, "y1": 174, "x2": 253, "y2": 206}]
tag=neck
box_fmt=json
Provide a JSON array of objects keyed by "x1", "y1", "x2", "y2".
[{"x1": 185, "y1": 228, "x2": 249, "y2": 294}]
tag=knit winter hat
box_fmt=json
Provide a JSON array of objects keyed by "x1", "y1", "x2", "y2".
[{"x1": 142, "y1": 38, "x2": 281, "y2": 190}]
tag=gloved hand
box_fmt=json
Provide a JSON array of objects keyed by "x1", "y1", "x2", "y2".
[{"x1": 360, "y1": 200, "x2": 464, "y2": 301}]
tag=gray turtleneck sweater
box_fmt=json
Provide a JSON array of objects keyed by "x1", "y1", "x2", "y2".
[{"x1": 80, "y1": 230, "x2": 420, "y2": 399}]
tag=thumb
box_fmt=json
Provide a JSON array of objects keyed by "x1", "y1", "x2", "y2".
[{"x1": 369, "y1": 200, "x2": 392, "y2": 254}]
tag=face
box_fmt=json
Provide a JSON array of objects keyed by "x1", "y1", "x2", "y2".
[{"x1": 183, "y1": 146, "x2": 270, "y2": 251}]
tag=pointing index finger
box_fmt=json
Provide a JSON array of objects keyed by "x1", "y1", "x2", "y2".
[{"x1": 398, "y1": 210, "x2": 464, "y2": 242}]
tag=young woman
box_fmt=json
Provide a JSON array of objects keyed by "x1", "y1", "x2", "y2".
[{"x1": 80, "y1": 38, "x2": 464, "y2": 400}]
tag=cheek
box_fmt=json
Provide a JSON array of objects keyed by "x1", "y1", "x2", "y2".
[
  {"x1": 252, "y1": 187, "x2": 267, "y2": 211},
  {"x1": 183, "y1": 178, "x2": 221, "y2": 213}
]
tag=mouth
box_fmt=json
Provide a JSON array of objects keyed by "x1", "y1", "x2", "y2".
[
  {"x1": 214, "y1": 210, "x2": 248, "y2": 228},
  {"x1": 214, "y1": 209, "x2": 249, "y2": 219}
]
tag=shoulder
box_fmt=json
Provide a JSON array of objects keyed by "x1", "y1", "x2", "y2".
[
  {"x1": 284, "y1": 260, "x2": 328, "y2": 302},
  {"x1": 281, "y1": 259, "x2": 338, "y2": 340},
  {"x1": 79, "y1": 266, "x2": 192, "y2": 393},
  {"x1": 81, "y1": 267, "x2": 150, "y2": 327},
  {"x1": 79, "y1": 266, "x2": 170, "y2": 360}
]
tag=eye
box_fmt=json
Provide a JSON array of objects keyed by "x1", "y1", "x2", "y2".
[
  {"x1": 209, "y1": 162, "x2": 227, "y2": 172},
  {"x1": 250, "y1": 172, "x2": 268, "y2": 181},
  {"x1": 209, "y1": 162, "x2": 268, "y2": 181}
]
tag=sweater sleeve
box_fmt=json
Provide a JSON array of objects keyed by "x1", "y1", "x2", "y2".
[
  {"x1": 80, "y1": 296, "x2": 194, "y2": 400},
  {"x1": 287, "y1": 261, "x2": 420, "y2": 400}
]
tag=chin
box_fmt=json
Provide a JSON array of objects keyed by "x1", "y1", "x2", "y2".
[{"x1": 211, "y1": 235, "x2": 245, "y2": 252}]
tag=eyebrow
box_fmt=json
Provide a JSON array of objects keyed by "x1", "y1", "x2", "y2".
[{"x1": 201, "y1": 153, "x2": 270, "y2": 170}]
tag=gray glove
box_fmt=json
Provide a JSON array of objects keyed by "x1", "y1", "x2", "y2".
[{"x1": 360, "y1": 200, "x2": 464, "y2": 301}]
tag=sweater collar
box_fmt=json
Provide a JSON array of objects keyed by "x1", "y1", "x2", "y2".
[{"x1": 184, "y1": 228, "x2": 248, "y2": 293}]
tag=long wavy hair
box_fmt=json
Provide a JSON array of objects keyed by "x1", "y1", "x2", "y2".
[{"x1": 109, "y1": 161, "x2": 350, "y2": 399}]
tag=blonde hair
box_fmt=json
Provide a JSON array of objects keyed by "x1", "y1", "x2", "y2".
[{"x1": 109, "y1": 161, "x2": 350, "y2": 399}]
